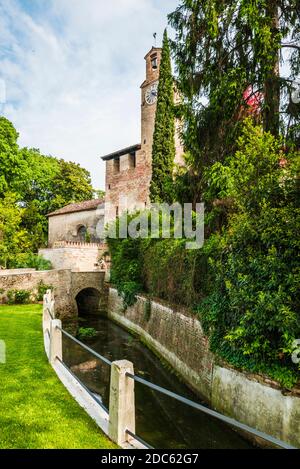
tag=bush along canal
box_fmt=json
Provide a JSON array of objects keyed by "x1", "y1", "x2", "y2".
[{"x1": 63, "y1": 315, "x2": 254, "y2": 449}]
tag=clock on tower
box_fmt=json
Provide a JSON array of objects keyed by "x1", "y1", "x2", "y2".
[{"x1": 145, "y1": 81, "x2": 158, "y2": 105}]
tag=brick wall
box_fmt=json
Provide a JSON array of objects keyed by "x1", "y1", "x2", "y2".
[{"x1": 107, "y1": 288, "x2": 214, "y2": 400}]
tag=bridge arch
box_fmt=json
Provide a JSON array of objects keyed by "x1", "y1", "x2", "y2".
[{"x1": 75, "y1": 287, "x2": 101, "y2": 316}]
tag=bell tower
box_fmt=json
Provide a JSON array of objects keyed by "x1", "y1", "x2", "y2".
[
  {"x1": 140, "y1": 47, "x2": 162, "y2": 165},
  {"x1": 101, "y1": 44, "x2": 184, "y2": 225}
]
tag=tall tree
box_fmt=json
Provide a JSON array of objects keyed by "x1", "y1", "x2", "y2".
[
  {"x1": 0, "y1": 193, "x2": 30, "y2": 268},
  {"x1": 50, "y1": 159, "x2": 94, "y2": 211},
  {"x1": 150, "y1": 29, "x2": 176, "y2": 204},
  {"x1": 0, "y1": 117, "x2": 95, "y2": 251},
  {"x1": 0, "y1": 117, "x2": 29, "y2": 197},
  {"x1": 169, "y1": 0, "x2": 300, "y2": 199}
]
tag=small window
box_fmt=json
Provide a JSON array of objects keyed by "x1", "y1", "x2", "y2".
[
  {"x1": 129, "y1": 153, "x2": 136, "y2": 169},
  {"x1": 114, "y1": 157, "x2": 120, "y2": 173},
  {"x1": 151, "y1": 54, "x2": 158, "y2": 70},
  {"x1": 108, "y1": 184, "x2": 111, "y2": 190},
  {"x1": 78, "y1": 225, "x2": 87, "y2": 241},
  {"x1": 116, "y1": 206, "x2": 119, "y2": 217}
]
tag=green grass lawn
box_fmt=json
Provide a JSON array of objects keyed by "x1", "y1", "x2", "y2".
[{"x1": 0, "y1": 304, "x2": 117, "y2": 449}]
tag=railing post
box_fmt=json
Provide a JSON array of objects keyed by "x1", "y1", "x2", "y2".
[
  {"x1": 50, "y1": 319, "x2": 62, "y2": 364},
  {"x1": 108, "y1": 360, "x2": 135, "y2": 446}
]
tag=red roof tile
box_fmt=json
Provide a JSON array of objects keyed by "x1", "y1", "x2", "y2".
[{"x1": 47, "y1": 199, "x2": 104, "y2": 217}]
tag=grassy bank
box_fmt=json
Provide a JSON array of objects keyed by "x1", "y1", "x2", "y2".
[{"x1": 0, "y1": 304, "x2": 116, "y2": 449}]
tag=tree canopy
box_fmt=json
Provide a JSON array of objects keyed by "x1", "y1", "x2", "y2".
[
  {"x1": 169, "y1": 0, "x2": 300, "y2": 202},
  {"x1": 0, "y1": 117, "x2": 95, "y2": 266}
]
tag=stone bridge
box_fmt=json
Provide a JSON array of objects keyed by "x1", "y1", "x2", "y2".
[{"x1": 0, "y1": 269, "x2": 108, "y2": 320}]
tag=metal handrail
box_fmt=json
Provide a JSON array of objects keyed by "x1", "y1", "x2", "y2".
[
  {"x1": 126, "y1": 429, "x2": 154, "y2": 449},
  {"x1": 126, "y1": 372, "x2": 296, "y2": 450},
  {"x1": 52, "y1": 325, "x2": 296, "y2": 449},
  {"x1": 57, "y1": 326, "x2": 112, "y2": 367},
  {"x1": 45, "y1": 307, "x2": 54, "y2": 320}
]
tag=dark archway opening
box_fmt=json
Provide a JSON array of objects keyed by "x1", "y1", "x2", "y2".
[
  {"x1": 76, "y1": 288, "x2": 101, "y2": 316},
  {"x1": 77, "y1": 225, "x2": 87, "y2": 242}
]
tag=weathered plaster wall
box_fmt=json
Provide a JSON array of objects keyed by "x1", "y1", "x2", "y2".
[
  {"x1": 108, "y1": 287, "x2": 300, "y2": 448},
  {"x1": 48, "y1": 206, "x2": 104, "y2": 247},
  {"x1": 39, "y1": 246, "x2": 102, "y2": 272},
  {"x1": 212, "y1": 366, "x2": 300, "y2": 449}
]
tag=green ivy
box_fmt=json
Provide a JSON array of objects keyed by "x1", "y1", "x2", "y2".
[{"x1": 150, "y1": 29, "x2": 176, "y2": 204}]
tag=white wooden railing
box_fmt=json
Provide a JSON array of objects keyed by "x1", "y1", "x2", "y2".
[{"x1": 42, "y1": 290, "x2": 146, "y2": 449}]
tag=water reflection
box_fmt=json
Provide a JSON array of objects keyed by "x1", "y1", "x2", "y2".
[{"x1": 63, "y1": 315, "x2": 253, "y2": 449}]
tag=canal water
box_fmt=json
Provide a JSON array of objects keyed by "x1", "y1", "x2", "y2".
[{"x1": 63, "y1": 315, "x2": 253, "y2": 449}]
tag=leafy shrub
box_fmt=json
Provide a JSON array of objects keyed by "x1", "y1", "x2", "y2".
[
  {"x1": 36, "y1": 281, "x2": 53, "y2": 302},
  {"x1": 107, "y1": 214, "x2": 147, "y2": 306},
  {"x1": 7, "y1": 289, "x2": 32, "y2": 305},
  {"x1": 9, "y1": 253, "x2": 52, "y2": 271},
  {"x1": 77, "y1": 327, "x2": 98, "y2": 340},
  {"x1": 197, "y1": 123, "x2": 300, "y2": 388},
  {"x1": 107, "y1": 212, "x2": 210, "y2": 308}
]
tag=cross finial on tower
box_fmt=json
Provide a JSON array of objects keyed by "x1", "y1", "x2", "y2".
[{"x1": 153, "y1": 32, "x2": 157, "y2": 47}]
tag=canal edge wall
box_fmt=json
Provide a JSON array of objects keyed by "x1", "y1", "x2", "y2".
[{"x1": 107, "y1": 287, "x2": 300, "y2": 448}]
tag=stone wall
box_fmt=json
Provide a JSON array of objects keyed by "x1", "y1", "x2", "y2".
[
  {"x1": 0, "y1": 269, "x2": 73, "y2": 318},
  {"x1": 39, "y1": 245, "x2": 104, "y2": 272},
  {"x1": 108, "y1": 289, "x2": 214, "y2": 400},
  {"x1": 48, "y1": 206, "x2": 104, "y2": 247},
  {"x1": 0, "y1": 269, "x2": 107, "y2": 320},
  {"x1": 108, "y1": 287, "x2": 300, "y2": 448},
  {"x1": 0, "y1": 268, "x2": 36, "y2": 275},
  {"x1": 212, "y1": 366, "x2": 300, "y2": 448}
]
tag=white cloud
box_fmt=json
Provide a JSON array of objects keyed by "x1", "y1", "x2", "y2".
[{"x1": 0, "y1": 0, "x2": 178, "y2": 189}]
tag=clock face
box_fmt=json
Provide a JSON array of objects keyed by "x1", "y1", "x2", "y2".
[{"x1": 145, "y1": 82, "x2": 158, "y2": 105}]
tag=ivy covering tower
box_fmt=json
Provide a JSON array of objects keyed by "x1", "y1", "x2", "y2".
[{"x1": 150, "y1": 29, "x2": 176, "y2": 204}]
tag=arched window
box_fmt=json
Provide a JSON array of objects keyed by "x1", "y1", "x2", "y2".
[
  {"x1": 77, "y1": 225, "x2": 87, "y2": 241},
  {"x1": 151, "y1": 53, "x2": 158, "y2": 70}
]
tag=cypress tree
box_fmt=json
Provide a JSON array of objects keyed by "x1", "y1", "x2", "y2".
[{"x1": 150, "y1": 29, "x2": 176, "y2": 204}]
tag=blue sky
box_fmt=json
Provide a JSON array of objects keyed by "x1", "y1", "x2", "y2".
[{"x1": 0, "y1": 0, "x2": 179, "y2": 189}]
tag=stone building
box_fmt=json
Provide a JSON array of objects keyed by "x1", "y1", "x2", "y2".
[
  {"x1": 101, "y1": 47, "x2": 184, "y2": 225},
  {"x1": 47, "y1": 199, "x2": 105, "y2": 248},
  {"x1": 39, "y1": 199, "x2": 106, "y2": 272}
]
